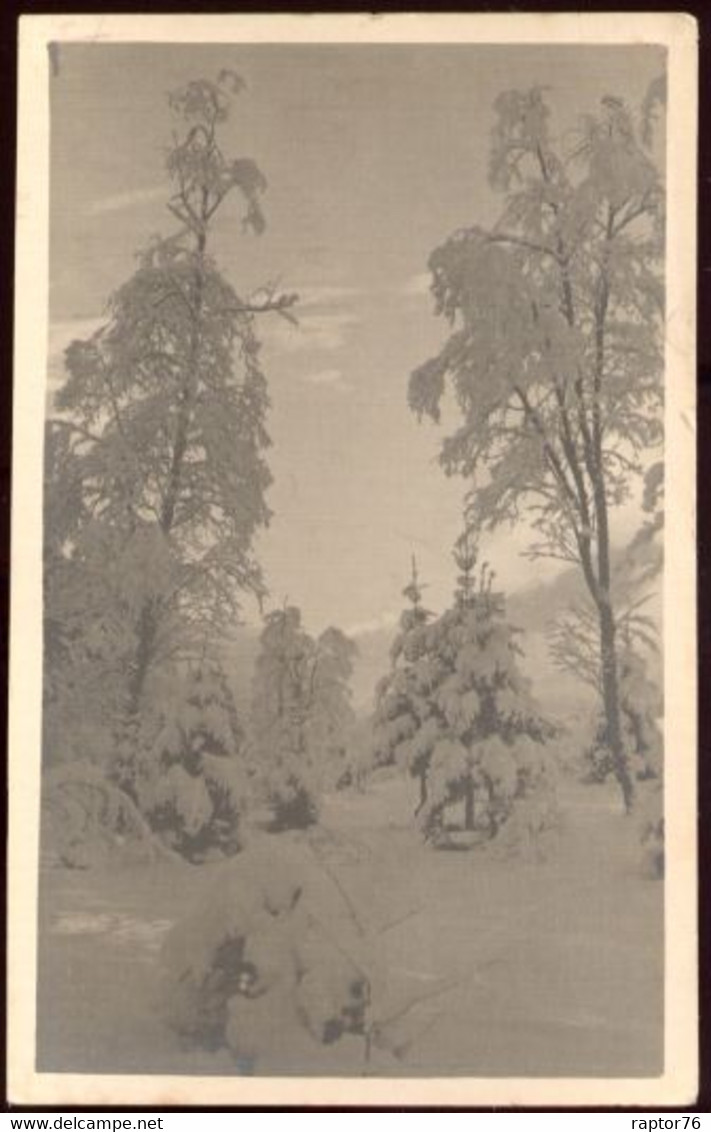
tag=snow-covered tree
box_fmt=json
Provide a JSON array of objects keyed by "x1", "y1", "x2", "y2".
[
  {"x1": 373, "y1": 542, "x2": 555, "y2": 845},
  {"x1": 43, "y1": 427, "x2": 134, "y2": 766},
  {"x1": 43, "y1": 431, "x2": 180, "y2": 770},
  {"x1": 417, "y1": 541, "x2": 554, "y2": 843},
  {"x1": 305, "y1": 627, "x2": 359, "y2": 791},
  {"x1": 250, "y1": 608, "x2": 357, "y2": 829},
  {"x1": 132, "y1": 659, "x2": 248, "y2": 861},
  {"x1": 332, "y1": 717, "x2": 373, "y2": 793},
  {"x1": 250, "y1": 607, "x2": 319, "y2": 829},
  {"x1": 371, "y1": 558, "x2": 438, "y2": 812},
  {"x1": 409, "y1": 84, "x2": 665, "y2": 812},
  {"x1": 46, "y1": 72, "x2": 296, "y2": 760}
]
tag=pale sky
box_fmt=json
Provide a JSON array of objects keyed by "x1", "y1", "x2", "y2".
[{"x1": 48, "y1": 42, "x2": 665, "y2": 636}]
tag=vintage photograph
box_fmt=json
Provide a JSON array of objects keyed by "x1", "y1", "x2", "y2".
[{"x1": 10, "y1": 14, "x2": 697, "y2": 1106}]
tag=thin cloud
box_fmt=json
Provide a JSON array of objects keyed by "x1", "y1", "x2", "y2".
[
  {"x1": 49, "y1": 317, "x2": 104, "y2": 343},
  {"x1": 303, "y1": 368, "x2": 347, "y2": 388},
  {"x1": 268, "y1": 310, "x2": 359, "y2": 355},
  {"x1": 347, "y1": 610, "x2": 400, "y2": 638},
  {"x1": 296, "y1": 285, "x2": 362, "y2": 308},
  {"x1": 89, "y1": 185, "x2": 165, "y2": 216},
  {"x1": 402, "y1": 271, "x2": 432, "y2": 297}
]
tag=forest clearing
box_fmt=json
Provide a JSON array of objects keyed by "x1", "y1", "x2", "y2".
[{"x1": 38, "y1": 775, "x2": 662, "y2": 1078}]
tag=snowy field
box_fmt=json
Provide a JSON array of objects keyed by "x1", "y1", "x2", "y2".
[{"x1": 36, "y1": 774, "x2": 663, "y2": 1078}]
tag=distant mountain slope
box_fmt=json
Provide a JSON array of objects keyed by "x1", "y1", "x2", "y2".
[
  {"x1": 219, "y1": 537, "x2": 661, "y2": 728},
  {"x1": 348, "y1": 607, "x2": 594, "y2": 723}
]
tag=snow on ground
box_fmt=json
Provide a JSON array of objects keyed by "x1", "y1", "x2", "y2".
[{"x1": 36, "y1": 773, "x2": 662, "y2": 1078}]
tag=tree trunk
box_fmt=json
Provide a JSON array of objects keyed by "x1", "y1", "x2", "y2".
[
  {"x1": 127, "y1": 602, "x2": 158, "y2": 716},
  {"x1": 591, "y1": 442, "x2": 635, "y2": 813},
  {"x1": 598, "y1": 600, "x2": 635, "y2": 813},
  {"x1": 127, "y1": 232, "x2": 207, "y2": 714},
  {"x1": 415, "y1": 769, "x2": 428, "y2": 816},
  {"x1": 588, "y1": 219, "x2": 635, "y2": 813},
  {"x1": 464, "y1": 777, "x2": 475, "y2": 831},
  {"x1": 159, "y1": 238, "x2": 206, "y2": 536}
]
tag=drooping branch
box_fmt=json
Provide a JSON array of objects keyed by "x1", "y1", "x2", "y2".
[{"x1": 222, "y1": 292, "x2": 299, "y2": 322}]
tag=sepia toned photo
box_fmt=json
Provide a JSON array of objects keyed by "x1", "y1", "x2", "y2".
[{"x1": 9, "y1": 14, "x2": 697, "y2": 1107}]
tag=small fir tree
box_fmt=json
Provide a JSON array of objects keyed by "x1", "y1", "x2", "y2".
[
  {"x1": 375, "y1": 540, "x2": 556, "y2": 847},
  {"x1": 140, "y1": 658, "x2": 248, "y2": 861},
  {"x1": 419, "y1": 539, "x2": 553, "y2": 843},
  {"x1": 371, "y1": 558, "x2": 439, "y2": 813}
]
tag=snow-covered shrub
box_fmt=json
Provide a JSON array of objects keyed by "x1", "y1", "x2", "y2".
[
  {"x1": 41, "y1": 760, "x2": 172, "y2": 868},
  {"x1": 224, "y1": 908, "x2": 367, "y2": 1063},
  {"x1": 490, "y1": 759, "x2": 561, "y2": 860},
  {"x1": 262, "y1": 763, "x2": 319, "y2": 832},
  {"x1": 291, "y1": 917, "x2": 368, "y2": 1045},
  {"x1": 582, "y1": 647, "x2": 662, "y2": 786},
  {"x1": 159, "y1": 844, "x2": 304, "y2": 1047},
  {"x1": 637, "y1": 780, "x2": 664, "y2": 878},
  {"x1": 158, "y1": 839, "x2": 369, "y2": 1063}
]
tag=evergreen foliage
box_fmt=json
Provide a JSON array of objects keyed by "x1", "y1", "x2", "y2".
[
  {"x1": 137, "y1": 659, "x2": 248, "y2": 861},
  {"x1": 374, "y1": 542, "x2": 556, "y2": 847},
  {"x1": 372, "y1": 557, "x2": 436, "y2": 809}
]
